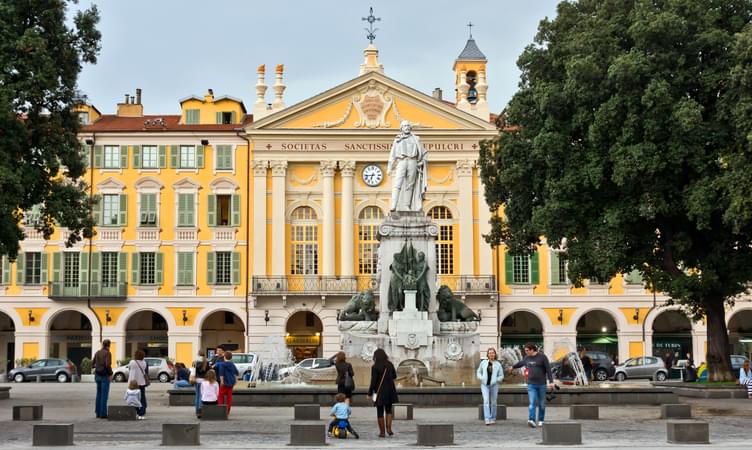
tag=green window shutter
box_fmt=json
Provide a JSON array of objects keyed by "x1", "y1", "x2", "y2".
[
  {"x1": 79, "y1": 252, "x2": 89, "y2": 296},
  {"x1": 550, "y1": 251, "x2": 560, "y2": 285},
  {"x1": 2, "y1": 256, "x2": 9, "y2": 285},
  {"x1": 16, "y1": 253, "x2": 25, "y2": 285},
  {"x1": 155, "y1": 252, "x2": 163, "y2": 285},
  {"x1": 90, "y1": 252, "x2": 100, "y2": 297},
  {"x1": 232, "y1": 252, "x2": 241, "y2": 285},
  {"x1": 118, "y1": 252, "x2": 127, "y2": 287},
  {"x1": 178, "y1": 193, "x2": 195, "y2": 227},
  {"x1": 131, "y1": 253, "x2": 140, "y2": 285},
  {"x1": 177, "y1": 194, "x2": 186, "y2": 226},
  {"x1": 177, "y1": 252, "x2": 190, "y2": 285},
  {"x1": 230, "y1": 111, "x2": 236, "y2": 123},
  {"x1": 118, "y1": 194, "x2": 128, "y2": 226},
  {"x1": 186, "y1": 194, "x2": 195, "y2": 226},
  {"x1": 92, "y1": 195, "x2": 101, "y2": 226},
  {"x1": 170, "y1": 145, "x2": 179, "y2": 168},
  {"x1": 207, "y1": 194, "x2": 216, "y2": 227},
  {"x1": 504, "y1": 251, "x2": 513, "y2": 285},
  {"x1": 82, "y1": 145, "x2": 91, "y2": 168},
  {"x1": 119, "y1": 145, "x2": 128, "y2": 169},
  {"x1": 40, "y1": 253, "x2": 48, "y2": 285},
  {"x1": 216, "y1": 112, "x2": 222, "y2": 124},
  {"x1": 530, "y1": 251, "x2": 540, "y2": 285},
  {"x1": 231, "y1": 194, "x2": 240, "y2": 227},
  {"x1": 158, "y1": 145, "x2": 167, "y2": 168},
  {"x1": 52, "y1": 252, "x2": 61, "y2": 283},
  {"x1": 207, "y1": 252, "x2": 216, "y2": 285},
  {"x1": 93, "y1": 145, "x2": 103, "y2": 168},
  {"x1": 196, "y1": 145, "x2": 205, "y2": 168},
  {"x1": 132, "y1": 145, "x2": 141, "y2": 168}
]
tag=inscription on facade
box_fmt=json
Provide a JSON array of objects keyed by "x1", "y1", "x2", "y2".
[{"x1": 270, "y1": 142, "x2": 469, "y2": 151}]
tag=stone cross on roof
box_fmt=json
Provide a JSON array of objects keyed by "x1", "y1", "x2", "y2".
[{"x1": 362, "y1": 7, "x2": 381, "y2": 44}]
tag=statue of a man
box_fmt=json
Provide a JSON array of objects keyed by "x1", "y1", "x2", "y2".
[{"x1": 388, "y1": 121, "x2": 428, "y2": 212}]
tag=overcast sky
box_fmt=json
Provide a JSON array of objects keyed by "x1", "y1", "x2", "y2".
[{"x1": 72, "y1": 0, "x2": 560, "y2": 115}]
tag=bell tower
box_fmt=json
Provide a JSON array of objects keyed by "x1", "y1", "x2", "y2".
[{"x1": 453, "y1": 23, "x2": 489, "y2": 120}]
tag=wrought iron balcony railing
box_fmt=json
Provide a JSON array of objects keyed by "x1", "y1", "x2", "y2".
[
  {"x1": 252, "y1": 276, "x2": 366, "y2": 295},
  {"x1": 48, "y1": 281, "x2": 128, "y2": 300},
  {"x1": 436, "y1": 275, "x2": 497, "y2": 294}
]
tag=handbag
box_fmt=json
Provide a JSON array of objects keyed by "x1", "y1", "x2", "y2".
[
  {"x1": 372, "y1": 367, "x2": 388, "y2": 403},
  {"x1": 344, "y1": 370, "x2": 355, "y2": 391},
  {"x1": 137, "y1": 360, "x2": 151, "y2": 387}
]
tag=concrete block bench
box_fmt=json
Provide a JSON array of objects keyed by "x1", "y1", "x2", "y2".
[
  {"x1": 290, "y1": 423, "x2": 325, "y2": 446},
  {"x1": 0, "y1": 386, "x2": 10, "y2": 399},
  {"x1": 478, "y1": 404, "x2": 507, "y2": 420},
  {"x1": 394, "y1": 403, "x2": 414, "y2": 420},
  {"x1": 541, "y1": 422, "x2": 582, "y2": 445},
  {"x1": 661, "y1": 404, "x2": 691, "y2": 419},
  {"x1": 13, "y1": 404, "x2": 43, "y2": 421},
  {"x1": 200, "y1": 404, "x2": 227, "y2": 420},
  {"x1": 569, "y1": 404, "x2": 599, "y2": 420},
  {"x1": 294, "y1": 404, "x2": 320, "y2": 420},
  {"x1": 162, "y1": 423, "x2": 200, "y2": 446},
  {"x1": 107, "y1": 405, "x2": 136, "y2": 421},
  {"x1": 667, "y1": 420, "x2": 709, "y2": 444},
  {"x1": 417, "y1": 423, "x2": 454, "y2": 446},
  {"x1": 33, "y1": 424, "x2": 73, "y2": 446}
]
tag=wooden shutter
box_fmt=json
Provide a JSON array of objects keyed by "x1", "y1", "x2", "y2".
[
  {"x1": 51, "y1": 252, "x2": 61, "y2": 296},
  {"x1": 170, "y1": 145, "x2": 179, "y2": 168},
  {"x1": 232, "y1": 252, "x2": 240, "y2": 285},
  {"x1": 504, "y1": 251, "x2": 513, "y2": 285},
  {"x1": 118, "y1": 194, "x2": 128, "y2": 226},
  {"x1": 158, "y1": 145, "x2": 167, "y2": 168},
  {"x1": 196, "y1": 145, "x2": 205, "y2": 168},
  {"x1": 530, "y1": 251, "x2": 539, "y2": 285},
  {"x1": 216, "y1": 112, "x2": 222, "y2": 124},
  {"x1": 231, "y1": 194, "x2": 240, "y2": 227},
  {"x1": 40, "y1": 252, "x2": 48, "y2": 284},
  {"x1": 16, "y1": 253, "x2": 25, "y2": 285},
  {"x1": 118, "y1": 252, "x2": 127, "y2": 289},
  {"x1": 90, "y1": 252, "x2": 100, "y2": 297},
  {"x1": 131, "y1": 253, "x2": 140, "y2": 285},
  {"x1": 207, "y1": 195, "x2": 216, "y2": 227},
  {"x1": 79, "y1": 252, "x2": 89, "y2": 296},
  {"x1": 155, "y1": 252, "x2": 163, "y2": 285},
  {"x1": 119, "y1": 145, "x2": 128, "y2": 169},
  {"x1": 92, "y1": 145, "x2": 102, "y2": 168},
  {"x1": 207, "y1": 252, "x2": 215, "y2": 285},
  {"x1": 550, "y1": 251, "x2": 560, "y2": 285},
  {"x1": 132, "y1": 145, "x2": 141, "y2": 168}
]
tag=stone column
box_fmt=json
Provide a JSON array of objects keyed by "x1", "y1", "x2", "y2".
[
  {"x1": 321, "y1": 161, "x2": 337, "y2": 277},
  {"x1": 270, "y1": 161, "x2": 288, "y2": 276},
  {"x1": 456, "y1": 160, "x2": 475, "y2": 276},
  {"x1": 477, "y1": 170, "x2": 494, "y2": 276},
  {"x1": 339, "y1": 161, "x2": 356, "y2": 277},
  {"x1": 252, "y1": 160, "x2": 268, "y2": 276}
]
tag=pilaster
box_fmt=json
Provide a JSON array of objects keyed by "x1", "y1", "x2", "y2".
[
  {"x1": 456, "y1": 160, "x2": 475, "y2": 276},
  {"x1": 339, "y1": 161, "x2": 356, "y2": 277},
  {"x1": 270, "y1": 160, "x2": 288, "y2": 276},
  {"x1": 252, "y1": 160, "x2": 268, "y2": 276},
  {"x1": 321, "y1": 161, "x2": 337, "y2": 277}
]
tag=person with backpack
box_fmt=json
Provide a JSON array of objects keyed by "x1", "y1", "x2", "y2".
[
  {"x1": 93, "y1": 339, "x2": 113, "y2": 418},
  {"x1": 127, "y1": 350, "x2": 149, "y2": 419},
  {"x1": 216, "y1": 351, "x2": 239, "y2": 415},
  {"x1": 335, "y1": 351, "x2": 355, "y2": 404}
]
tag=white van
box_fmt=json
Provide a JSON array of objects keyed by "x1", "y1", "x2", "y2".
[{"x1": 229, "y1": 353, "x2": 260, "y2": 381}]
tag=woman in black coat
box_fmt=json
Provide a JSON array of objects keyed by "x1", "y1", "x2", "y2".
[
  {"x1": 367, "y1": 348, "x2": 398, "y2": 437},
  {"x1": 334, "y1": 351, "x2": 354, "y2": 403}
]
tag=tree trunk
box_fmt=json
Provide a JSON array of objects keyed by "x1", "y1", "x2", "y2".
[{"x1": 705, "y1": 298, "x2": 734, "y2": 381}]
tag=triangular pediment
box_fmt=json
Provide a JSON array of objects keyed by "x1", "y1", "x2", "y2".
[{"x1": 247, "y1": 71, "x2": 495, "y2": 132}]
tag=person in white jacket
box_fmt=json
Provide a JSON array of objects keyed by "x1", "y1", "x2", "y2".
[
  {"x1": 476, "y1": 348, "x2": 504, "y2": 425},
  {"x1": 740, "y1": 360, "x2": 751, "y2": 399}
]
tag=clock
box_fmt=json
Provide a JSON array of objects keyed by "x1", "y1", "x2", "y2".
[{"x1": 362, "y1": 164, "x2": 384, "y2": 187}]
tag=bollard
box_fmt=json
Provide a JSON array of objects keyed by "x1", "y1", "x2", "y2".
[
  {"x1": 13, "y1": 404, "x2": 43, "y2": 421},
  {"x1": 200, "y1": 404, "x2": 227, "y2": 420},
  {"x1": 33, "y1": 424, "x2": 73, "y2": 446},
  {"x1": 541, "y1": 422, "x2": 582, "y2": 445},
  {"x1": 478, "y1": 404, "x2": 507, "y2": 420},
  {"x1": 667, "y1": 420, "x2": 709, "y2": 444},
  {"x1": 394, "y1": 403, "x2": 414, "y2": 420},
  {"x1": 569, "y1": 404, "x2": 599, "y2": 420},
  {"x1": 661, "y1": 404, "x2": 691, "y2": 419},
  {"x1": 290, "y1": 423, "x2": 325, "y2": 446},
  {"x1": 417, "y1": 423, "x2": 454, "y2": 446},
  {"x1": 162, "y1": 423, "x2": 200, "y2": 446},
  {"x1": 107, "y1": 405, "x2": 137, "y2": 421},
  {"x1": 294, "y1": 404, "x2": 320, "y2": 420}
]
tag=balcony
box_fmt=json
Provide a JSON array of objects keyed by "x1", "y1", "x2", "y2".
[
  {"x1": 252, "y1": 276, "x2": 359, "y2": 295},
  {"x1": 137, "y1": 229, "x2": 159, "y2": 241},
  {"x1": 48, "y1": 281, "x2": 128, "y2": 301},
  {"x1": 98, "y1": 229, "x2": 122, "y2": 241},
  {"x1": 175, "y1": 229, "x2": 197, "y2": 240},
  {"x1": 436, "y1": 275, "x2": 497, "y2": 295},
  {"x1": 213, "y1": 228, "x2": 236, "y2": 241}
]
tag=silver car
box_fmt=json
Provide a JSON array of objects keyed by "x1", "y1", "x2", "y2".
[
  {"x1": 613, "y1": 356, "x2": 668, "y2": 381},
  {"x1": 112, "y1": 357, "x2": 175, "y2": 383},
  {"x1": 9, "y1": 358, "x2": 77, "y2": 383},
  {"x1": 229, "y1": 352, "x2": 260, "y2": 381}
]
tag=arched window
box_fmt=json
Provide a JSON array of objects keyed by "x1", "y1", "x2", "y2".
[
  {"x1": 428, "y1": 206, "x2": 454, "y2": 275},
  {"x1": 290, "y1": 206, "x2": 318, "y2": 275},
  {"x1": 358, "y1": 206, "x2": 385, "y2": 275}
]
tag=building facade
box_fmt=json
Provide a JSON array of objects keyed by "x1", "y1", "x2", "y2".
[{"x1": 1, "y1": 39, "x2": 751, "y2": 373}]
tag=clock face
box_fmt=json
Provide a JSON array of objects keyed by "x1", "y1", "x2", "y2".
[{"x1": 362, "y1": 164, "x2": 384, "y2": 187}]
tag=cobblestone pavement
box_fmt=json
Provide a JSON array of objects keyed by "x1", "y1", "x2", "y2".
[{"x1": 1, "y1": 382, "x2": 750, "y2": 449}]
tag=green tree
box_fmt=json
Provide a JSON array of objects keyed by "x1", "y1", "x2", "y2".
[
  {"x1": 479, "y1": 0, "x2": 752, "y2": 380},
  {"x1": 0, "y1": 0, "x2": 100, "y2": 259}
]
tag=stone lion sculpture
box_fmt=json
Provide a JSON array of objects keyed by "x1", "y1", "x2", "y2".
[
  {"x1": 436, "y1": 285, "x2": 480, "y2": 322},
  {"x1": 340, "y1": 289, "x2": 379, "y2": 321}
]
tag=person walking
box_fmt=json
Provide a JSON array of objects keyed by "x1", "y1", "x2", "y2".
[
  {"x1": 476, "y1": 347, "x2": 503, "y2": 425},
  {"x1": 739, "y1": 360, "x2": 752, "y2": 399},
  {"x1": 510, "y1": 342, "x2": 555, "y2": 428},
  {"x1": 127, "y1": 350, "x2": 150, "y2": 420},
  {"x1": 93, "y1": 339, "x2": 113, "y2": 418},
  {"x1": 216, "y1": 351, "x2": 239, "y2": 415},
  {"x1": 367, "y1": 348, "x2": 398, "y2": 438},
  {"x1": 335, "y1": 351, "x2": 355, "y2": 404},
  {"x1": 193, "y1": 350, "x2": 209, "y2": 417}
]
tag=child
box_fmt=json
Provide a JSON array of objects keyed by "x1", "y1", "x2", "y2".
[
  {"x1": 124, "y1": 380, "x2": 142, "y2": 419},
  {"x1": 200, "y1": 369, "x2": 219, "y2": 412},
  {"x1": 327, "y1": 393, "x2": 359, "y2": 439},
  {"x1": 216, "y1": 351, "x2": 239, "y2": 415}
]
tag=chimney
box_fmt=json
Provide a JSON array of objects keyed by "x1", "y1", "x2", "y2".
[
  {"x1": 432, "y1": 88, "x2": 443, "y2": 101},
  {"x1": 253, "y1": 64, "x2": 270, "y2": 119},
  {"x1": 272, "y1": 64, "x2": 286, "y2": 110},
  {"x1": 117, "y1": 90, "x2": 144, "y2": 117},
  {"x1": 204, "y1": 89, "x2": 214, "y2": 103},
  {"x1": 135, "y1": 88, "x2": 142, "y2": 105}
]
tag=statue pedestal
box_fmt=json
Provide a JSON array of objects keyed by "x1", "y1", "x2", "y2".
[{"x1": 388, "y1": 290, "x2": 433, "y2": 349}]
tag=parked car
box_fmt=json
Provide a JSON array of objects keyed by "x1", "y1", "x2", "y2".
[
  {"x1": 613, "y1": 356, "x2": 668, "y2": 381},
  {"x1": 229, "y1": 352, "x2": 260, "y2": 381},
  {"x1": 732, "y1": 355, "x2": 750, "y2": 378},
  {"x1": 9, "y1": 358, "x2": 76, "y2": 383},
  {"x1": 112, "y1": 357, "x2": 175, "y2": 383},
  {"x1": 278, "y1": 357, "x2": 333, "y2": 378},
  {"x1": 551, "y1": 351, "x2": 616, "y2": 382}
]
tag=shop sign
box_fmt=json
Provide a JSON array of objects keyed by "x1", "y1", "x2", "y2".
[{"x1": 285, "y1": 335, "x2": 320, "y2": 346}]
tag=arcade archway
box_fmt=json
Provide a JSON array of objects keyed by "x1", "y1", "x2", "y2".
[
  {"x1": 285, "y1": 311, "x2": 323, "y2": 361},
  {"x1": 500, "y1": 311, "x2": 544, "y2": 351},
  {"x1": 728, "y1": 309, "x2": 752, "y2": 358},
  {"x1": 576, "y1": 310, "x2": 618, "y2": 358},
  {"x1": 125, "y1": 311, "x2": 168, "y2": 359},
  {"x1": 201, "y1": 311, "x2": 245, "y2": 358},
  {"x1": 48, "y1": 310, "x2": 93, "y2": 371},
  {"x1": 652, "y1": 310, "x2": 692, "y2": 360},
  {"x1": 0, "y1": 312, "x2": 15, "y2": 372}
]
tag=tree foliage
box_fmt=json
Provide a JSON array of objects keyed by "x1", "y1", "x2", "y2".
[
  {"x1": 0, "y1": 0, "x2": 100, "y2": 259},
  {"x1": 479, "y1": 0, "x2": 752, "y2": 380}
]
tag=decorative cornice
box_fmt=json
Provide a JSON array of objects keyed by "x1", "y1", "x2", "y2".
[
  {"x1": 320, "y1": 160, "x2": 337, "y2": 177},
  {"x1": 339, "y1": 160, "x2": 356, "y2": 177},
  {"x1": 455, "y1": 160, "x2": 475, "y2": 177},
  {"x1": 252, "y1": 159, "x2": 268, "y2": 176},
  {"x1": 269, "y1": 160, "x2": 288, "y2": 176}
]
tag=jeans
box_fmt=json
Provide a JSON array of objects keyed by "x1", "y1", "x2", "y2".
[
  {"x1": 527, "y1": 383, "x2": 547, "y2": 421},
  {"x1": 194, "y1": 380, "x2": 203, "y2": 413},
  {"x1": 137, "y1": 386, "x2": 147, "y2": 416},
  {"x1": 218, "y1": 384, "x2": 233, "y2": 414},
  {"x1": 94, "y1": 375, "x2": 110, "y2": 417},
  {"x1": 174, "y1": 380, "x2": 192, "y2": 388},
  {"x1": 480, "y1": 383, "x2": 498, "y2": 420}
]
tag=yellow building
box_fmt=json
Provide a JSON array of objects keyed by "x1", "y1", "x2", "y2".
[{"x1": 1, "y1": 38, "x2": 750, "y2": 376}]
